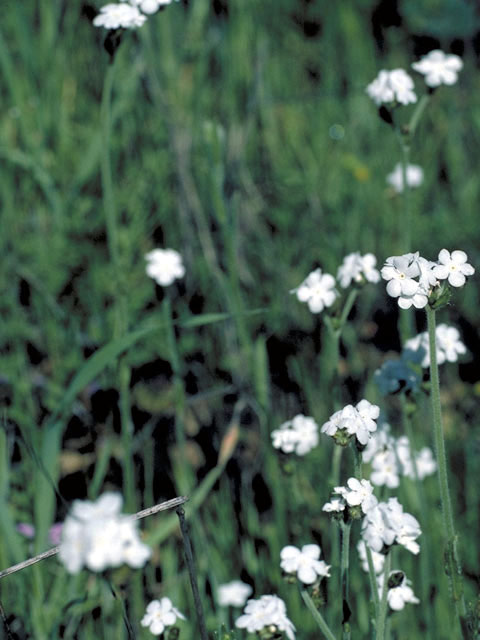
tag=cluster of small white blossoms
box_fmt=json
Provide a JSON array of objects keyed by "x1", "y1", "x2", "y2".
[
  {"x1": 145, "y1": 248, "x2": 185, "y2": 287},
  {"x1": 403, "y1": 323, "x2": 467, "y2": 368},
  {"x1": 217, "y1": 581, "x2": 253, "y2": 608},
  {"x1": 93, "y1": 0, "x2": 178, "y2": 30},
  {"x1": 362, "y1": 497, "x2": 421, "y2": 555},
  {"x1": 280, "y1": 544, "x2": 331, "y2": 585},
  {"x1": 291, "y1": 253, "x2": 380, "y2": 313},
  {"x1": 323, "y1": 478, "x2": 377, "y2": 516},
  {"x1": 377, "y1": 571, "x2": 420, "y2": 611},
  {"x1": 386, "y1": 163, "x2": 424, "y2": 194},
  {"x1": 235, "y1": 595, "x2": 296, "y2": 640},
  {"x1": 362, "y1": 423, "x2": 436, "y2": 488},
  {"x1": 381, "y1": 249, "x2": 474, "y2": 309},
  {"x1": 321, "y1": 399, "x2": 380, "y2": 447},
  {"x1": 141, "y1": 598, "x2": 185, "y2": 636},
  {"x1": 58, "y1": 493, "x2": 151, "y2": 574},
  {"x1": 271, "y1": 414, "x2": 319, "y2": 456}
]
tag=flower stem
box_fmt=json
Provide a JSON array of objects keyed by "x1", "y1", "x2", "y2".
[
  {"x1": 426, "y1": 306, "x2": 467, "y2": 629},
  {"x1": 365, "y1": 544, "x2": 380, "y2": 616},
  {"x1": 340, "y1": 521, "x2": 352, "y2": 640},
  {"x1": 375, "y1": 551, "x2": 391, "y2": 640},
  {"x1": 301, "y1": 589, "x2": 338, "y2": 640}
]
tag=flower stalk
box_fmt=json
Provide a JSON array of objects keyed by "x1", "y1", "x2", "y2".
[
  {"x1": 375, "y1": 551, "x2": 391, "y2": 640},
  {"x1": 301, "y1": 589, "x2": 337, "y2": 640},
  {"x1": 340, "y1": 520, "x2": 352, "y2": 640}
]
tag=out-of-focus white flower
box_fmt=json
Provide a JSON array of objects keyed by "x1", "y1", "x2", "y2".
[
  {"x1": 321, "y1": 401, "x2": 379, "y2": 447},
  {"x1": 377, "y1": 571, "x2": 420, "y2": 610},
  {"x1": 271, "y1": 415, "x2": 319, "y2": 456},
  {"x1": 58, "y1": 493, "x2": 151, "y2": 574},
  {"x1": 374, "y1": 358, "x2": 421, "y2": 396},
  {"x1": 403, "y1": 324, "x2": 467, "y2": 368},
  {"x1": 145, "y1": 248, "x2": 185, "y2": 286},
  {"x1": 334, "y1": 478, "x2": 378, "y2": 514},
  {"x1": 218, "y1": 581, "x2": 253, "y2": 608},
  {"x1": 386, "y1": 163, "x2": 424, "y2": 193},
  {"x1": 141, "y1": 598, "x2": 185, "y2": 636},
  {"x1": 322, "y1": 497, "x2": 346, "y2": 513},
  {"x1": 291, "y1": 268, "x2": 338, "y2": 313},
  {"x1": 93, "y1": 3, "x2": 147, "y2": 28},
  {"x1": 412, "y1": 50, "x2": 463, "y2": 88},
  {"x1": 280, "y1": 544, "x2": 331, "y2": 584},
  {"x1": 128, "y1": 0, "x2": 179, "y2": 14},
  {"x1": 366, "y1": 69, "x2": 417, "y2": 106},
  {"x1": 357, "y1": 540, "x2": 385, "y2": 575},
  {"x1": 337, "y1": 252, "x2": 380, "y2": 288},
  {"x1": 432, "y1": 249, "x2": 475, "y2": 287},
  {"x1": 414, "y1": 447, "x2": 437, "y2": 479},
  {"x1": 362, "y1": 498, "x2": 421, "y2": 555},
  {"x1": 235, "y1": 595, "x2": 296, "y2": 640},
  {"x1": 370, "y1": 449, "x2": 400, "y2": 488}
]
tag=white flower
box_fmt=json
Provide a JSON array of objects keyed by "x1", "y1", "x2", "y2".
[
  {"x1": 362, "y1": 498, "x2": 421, "y2": 555},
  {"x1": 412, "y1": 50, "x2": 463, "y2": 88},
  {"x1": 432, "y1": 249, "x2": 475, "y2": 287},
  {"x1": 403, "y1": 324, "x2": 467, "y2": 368},
  {"x1": 145, "y1": 248, "x2": 185, "y2": 286},
  {"x1": 366, "y1": 69, "x2": 417, "y2": 106},
  {"x1": 374, "y1": 359, "x2": 420, "y2": 395},
  {"x1": 322, "y1": 497, "x2": 346, "y2": 513},
  {"x1": 386, "y1": 163, "x2": 424, "y2": 193},
  {"x1": 128, "y1": 0, "x2": 178, "y2": 14},
  {"x1": 280, "y1": 544, "x2": 331, "y2": 584},
  {"x1": 58, "y1": 493, "x2": 151, "y2": 574},
  {"x1": 377, "y1": 571, "x2": 420, "y2": 610},
  {"x1": 141, "y1": 598, "x2": 185, "y2": 635},
  {"x1": 337, "y1": 252, "x2": 380, "y2": 288},
  {"x1": 414, "y1": 447, "x2": 437, "y2": 479},
  {"x1": 291, "y1": 268, "x2": 338, "y2": 313},
  {"x1": 235, "y1": 595, "x2": 295, "y2": 640},
  {"x1": 357, "y1": 540, "x2": 385, "y2": 575},
  {"x1": 335, "y1": 478, "x2": 378, "y2": 514},
  {"x1": 381, "y1": 253, "x2": 430, "y2": 309},
  {"x1": 218, "y1": 581, "x2": 253, "y2": 608},
  {"x1": 271, "y1": 415, "x2": 319, "y2": 456},
  {"x1": 93, "y1": 3, "x2": 147, "y2": 29},
  {"x1": 370, "y1": 449, "x2": 400, "y2": 488},
  {"x1": 321, "y1": 401, "x2": 379, "y2": 446}
]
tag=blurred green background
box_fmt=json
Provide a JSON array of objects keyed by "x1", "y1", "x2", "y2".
[{"x1": 1, "y1": 0, "x2": 479, "y2": 638}]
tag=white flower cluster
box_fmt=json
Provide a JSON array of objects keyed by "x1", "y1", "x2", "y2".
[
  {"x1": 141, "y1": 598, "x2": 186, "y2": 636},
  {"x1": 235, "y1": 595, "x2": 296, "y2": 640},
  {"x1": 377, "y1": 571, "x2": 420, "y2": 611},
  {"x1": 271, "y1": 414, "x2": 319, "y2": 456},
  {"x1": 403, "y1": 324, "x2": 467, "y2": 368},
  {"x1": 321, "y1": 399, "x2": 380, "y2": 446},
  {"x1": 323, "y1": 478, "x2": 377, "y2": 515},
  {"x1": 218, "y1": 581, "x2": 253, "y2": 608},
  {"x1": 58, "y1": 493, "x2": 151, "y2": 574},
  {"x1": 381, "y1": 249, "x2": 474, "y2": 309},
  {"x1": 291, "y1": 253, "x2": 380, "y2": 313},
  {"x1": 145, "y1": 248, "x2": 185, "y2": 287},
  {"x1": 280, "y1": 544, "x2": 331, "y2": 585},
  {"x1": 366, "y1": 69, "x2": 417, "y2": 106},
  {"x1": 386, "y1": 163, "x2": 423, "y2": 194},
  {"x1": 362, "y1": 424, "x2": 436, "y2": 488},
  {"x1": 412, "y1": 50, "x2": 463, "y2": 88},
  {"x1": 362, "y1": 497, "x2": 421, "y2": 555},
  {"x1": 94, "y1": 0, "x2": 178, "y2": 29},
  {"x1": 357, "y1": 540, "x2": 385, "y2": 575}
]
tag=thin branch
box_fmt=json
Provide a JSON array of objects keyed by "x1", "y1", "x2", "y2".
[{"x1": 0, "y1": 496, "x2": 188, "y2": 581}]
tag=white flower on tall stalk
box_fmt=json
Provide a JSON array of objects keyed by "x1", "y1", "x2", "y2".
[
  {"x1": 93, "y1": 3, "x2": 147, "y2": 28},
  {"x1": 334, "y1": 478, "x2": 378, "y2": 514},
  {"x1": 235, "y1": 595, "x2": 296, "y2": 640},
  {"x1": 377, "y1": 571, "x2": 420, "y2": 610},
  {"x1": 271, "y1": 415, "x2": 319, "y2": 456},
  {"x1": 432, "y1": 249, "x2": 475, "y2": 287},
  {"x1": 58, "y1": 493, "x2": 151, "y2": 574},
  {"x1": 321, "y1": 400, "x2": 380, "y2": 446},
  {"x1": 141, "y1": 598, "x2": 186, "y2": 635},
  {"x1": 370, "y1": 449, "x2": 400, "y2": 488},
  {"x1": 357, "y1": 540, "x2": 385, "y2": 575},
  {"x1": 366, "y1": 69, "x2": 417, "y2": 106},
  {"x1": 291, "y1": 268, "x2": 338, "y2": 313},
  {"x1": 386, "y1": 163, "x2": 424, "y2": 193},
  {"x1": 412, "y1": 50, "x2": 463, "y2": 88},
  {"x1": 362, "y1": 497, "x2": 421, "y2": 555},
  {"x1": 280, "y1": 544, "x2": 331, "y2": 584},
  {"x1": 403, "y1": 324, "x2": 467, "y2": 368},
  {"x1": 337, "y1": 252, "x2": 380, "y2": 288},
  {"x1": 381, "y1": 252, "x2": 432, "y2": 309},
  {"x1": 218, "y1": 581, "x2": 253, "y2": 608},
  {"x1": 145, "y1": 248, "x2": 185, "y2": 286},
  {"x1": 127, "y1": 0, "x2": 179, "y2": 14}
]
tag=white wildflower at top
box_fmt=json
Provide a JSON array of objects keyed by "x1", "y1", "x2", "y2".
[
  {"x1": 362, "y1": 497, "x2": 421, "y2": 555},
  {"x1": 357, "y1": 540, "x2": 385, "y2": 575},
  {"x1": 127, "y1": 0, "x2": 178, "y2": 14},
  {"x1": 321, "y1": 400, "x2": 380, "y2": 446},
  {"x1": 271, "y1": 415, "x2": 319, "y2": 456},
  {"x1": 381, "y1": 252, "x2": 431, "y2": 309},
  {"x1": 432, "y1": 249, "x2": 475, "y2": 287},
  {"x1": 386, "y1": 163, "x2": 424, "y2": 194},
  {"x1": 280, "y1": 544, "x2": 331, "y2": 584},
  {"x1": 377, "y1": 571, "x2": 420, "y2": 611},
  {"x1": 337, "y1": 252, "x2": 380, "y2": 288},
  {"x1": 412, "y1": 50, "x2": 463, "y2": 88},
  {"x1": 235, "y1": 595, "x2": 296, "y2": 640},
  {"x1": 141, "y1": 598, "x2": 186, "y2": 636},
  {"x1": 334, "y1": 478, "x2": 378, "y2": 514},
  {"x1": 145, "y1": 248, "x2": 185, "y2": 286},
  {"x1": 93, "y1": 3, "x2": 147, "y2": 28},
  {"x1": 218, "y1": 581, "x2": 253, "y2": 608},
  {"x1": 366, "y1": 69, "x2": 417, "y2": 106},
  {"x1": 58, "y1": 493, "x2": 151, "y2": 574},
  {"x1": 291, "y1": 268, "x2": 338, "y2": 313}
]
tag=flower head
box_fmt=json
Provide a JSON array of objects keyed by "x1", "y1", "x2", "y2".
[
  {"x1": 321, "y1": 400, "x2": 379, "y2": 447},
  {"x1": 403, "y1": 324, "x2": 467, "y2": 368},
  {"x1": 218, "y1": 581, "x2": 253, "y2": 608},
  {"x1": 235, "y1": 595, "x2": 295, "y2": 640},
  {"x1": 377, "y1": 571, "x2": 420, "y2": 610},
  {"x1": 432, "y1": 249, "x2": 474, "y2": 287},
  {"x1": 386, "y1": 163, "x2": 423, "y2": 194},
  {"x1": 337, "y1": 252, "x2": 380, "y2": 288},
  {"x1": 141, "y1": 598, "x2": 185, "y2": 636},
  {"x1": 145, "y1": 248, "x2": 185, "y2": 286},
  {"x1": 271, "y1": 415, "x2": 319, "y2": 456},
  {"x1": 280, "y1": 544, "x2": 331, "y2": 584},
  {"x1": 291, "y1": 268, "x2": 337, "y2": 313},
  {"x1": 93, "y1": 3, "x2": 147, "y2": 29},
  {"x1": 334, "y1": 478, "x2": 378, "y2": 514},
  {"x1": 412, "y1": 50, "x2": 463, "y2": 88},
  {"x1": 362, "y1": 498, "x2": 421, "y2": 555},
  {"x1": 357, "y1": 540, "x2": 385, "y2": 575},
  {"x1": 366, "y1": 69, "x2": 417, "y2": 106},
  {"x1": 128, "y1": 0, "x2": 179, "y2": 14}
]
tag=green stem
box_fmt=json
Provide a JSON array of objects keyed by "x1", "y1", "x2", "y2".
[
  {"x1": 365, "y1": 544, "x2": 380, "y2": 616},
  {"x1": 408, "y1": 94, "x2": 430, "y2": 138},
  {"x1": 426, "y1": 306, "x2": 467, "y2": 627},
  {"x1": 340, "y1": 521, "x2": 352, "y2": 640},
  {"x1": 375, "y1": 552, "x2": 391, "y2": 640},
  {"x1": 351, "y1": 443, "x2": 362, "y2": 479},
  {"x1": 301, "y1": 589, "x2": 338, "y2": 640}
]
